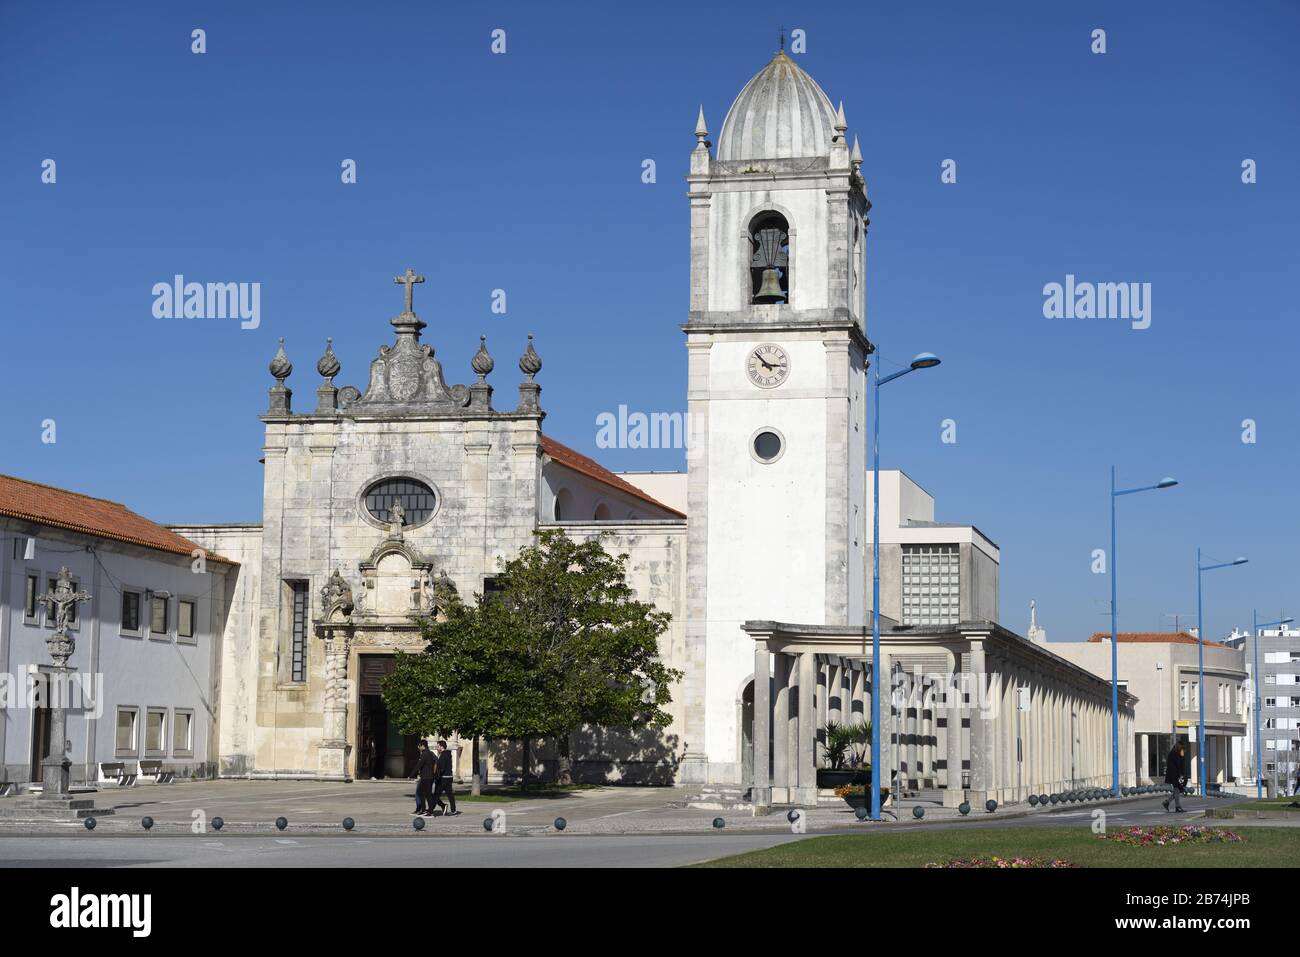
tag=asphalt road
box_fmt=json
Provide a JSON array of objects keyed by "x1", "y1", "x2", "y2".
[{"x1": 0, "y1": 832, "x2": 805, "y2": 868}]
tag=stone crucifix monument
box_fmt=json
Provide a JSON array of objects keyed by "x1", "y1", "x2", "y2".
[{"x1": 0, "y1": 566, "x2": 114, "y2": 820}]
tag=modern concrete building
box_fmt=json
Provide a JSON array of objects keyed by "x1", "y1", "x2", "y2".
[
  {"x1": 866, "y1": 470, "x2": 999, "y2": 626},
  {"x1": 0, "y1": 475, "x2": 236, "y2": 786},
  {"x1": 1224, "y1": 625, "x2": 1300, "y2": 793},
  {"x1": 1052, "y1": 632, "x2": 1248, "y2": 788}
]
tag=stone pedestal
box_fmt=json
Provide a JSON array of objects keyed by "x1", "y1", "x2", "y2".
[{"x1": 0, "y1": 796, "x2": 114, "y2": 821}]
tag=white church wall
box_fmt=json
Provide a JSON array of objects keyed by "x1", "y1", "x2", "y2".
[{"x1": 169, "y1": 524, "x2": 262, "y2": 776}]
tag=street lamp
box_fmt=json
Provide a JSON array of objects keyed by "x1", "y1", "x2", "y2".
[
  {"x1": 1196, "y1": 549, "x2": 1247, "y2": 796},
  {"x1": 1109, "y1": 470, "x2": 1178, "y2": 796},
  {"x1": 871, "y1": 352, "x2": 941, "y2": 822},
  {"x1": 1251, "y1": 611, "x2": 1294, "y2": 799}
]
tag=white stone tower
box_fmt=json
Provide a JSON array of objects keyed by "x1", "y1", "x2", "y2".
[{"x1": 680, "y1": 50, "x2": 871, "y2": 785}]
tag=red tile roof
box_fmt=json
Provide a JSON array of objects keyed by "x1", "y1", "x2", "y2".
[
  {"x1": 0, "y1": 474, "x2": 237, "y2": 565},
  {"x1": 1088, "y1": 631, "x2": 1220, "y2": 648},
  {"x1": 540, "y1": 436, "x2": 686, "y2": 519}
]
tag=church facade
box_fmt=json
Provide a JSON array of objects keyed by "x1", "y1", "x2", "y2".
[{"x1": 164, "y1": 50, "x2": 1136, "y2": 799}]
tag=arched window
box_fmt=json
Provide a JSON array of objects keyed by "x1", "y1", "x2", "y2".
[
  {"x1": 749, "y1": 213, "x2": 790, "y2": 304},
  {"x1": 593, "y1": 503, "x2": 612, "y2": 521},
  {"x1": 554, "y1": 487, "x2": 575, "y2": 521},
  {"x1": 363, "y1": 477, "x2": 437, "y2": 527}
]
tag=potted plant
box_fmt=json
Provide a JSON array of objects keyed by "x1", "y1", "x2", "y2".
[{"x1": 817, "y1": 721, "x2": 871, "y2": 789}]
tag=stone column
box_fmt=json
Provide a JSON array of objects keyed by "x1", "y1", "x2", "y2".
[
  {"x1": 752, "y1": 642, "x2": 771, "y2": 807},
  {"x1": 816, "y1": 658, "x2": 829, "y2": 768},
  {"x1": 772, "y1": 653, "x2": 791, "y2": 803},
  {"x1": 968, "y1": 641, "x2": 993, "y2": 803},
  {"x1": 796, "y1": 652, "x2": 818, "y2": 805},
  {"x1": 944, "y1": 654, "x2": 964, "y2": 806},
  {"x1": 828, "y1": 658, "x2": 843, "y2": 726},
  {"x1": 318, "y1": 628, "x2": 353, "y2": 781},
  {"x1": 1139, "y1": 732, "x2": 1149, "y2": 784}
]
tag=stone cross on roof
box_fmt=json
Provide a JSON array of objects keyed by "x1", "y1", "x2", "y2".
[{"x1": 394, "y1": 268, "x2": 424, "y2": 315}]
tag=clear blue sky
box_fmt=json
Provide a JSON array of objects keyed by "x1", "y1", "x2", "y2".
[{"x1": 2, "y1": 1, "x2": 1296, "y2": 643}]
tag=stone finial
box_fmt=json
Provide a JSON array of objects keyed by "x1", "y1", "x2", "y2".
[
  {"x1": 269, "y1": 338, "x2": 293, "y2": 383},
  {"x1": 469, "y1": 336, "x2": 495, "y2": 411},
  {"x1": 851, "y1": 135, "x2": 863, "y2": 167},
  {"x1": 518, "y1": 334, "x2": 542, "y2": 381},
  {"x1": 517, "y1": 335, "x2": 542, "y2": 413},
  {"x1": 471, "y1": 335, "x2": 494, "y2": 381},
  {"x1": 317, "y1": 338, "x2": 341, "y2": 383},
  {"x1": 268, "y1": 338, "x2": 294, "y2": 415},
  {"x1": 834, "y1": 101, "x2": 847, "y2": 142},
  {"x1": 316, "y1": 337, "x2": 341, "y2": 413},
  {"x1": 694, "y1": 105, "x2": 709, "y2": 147}
]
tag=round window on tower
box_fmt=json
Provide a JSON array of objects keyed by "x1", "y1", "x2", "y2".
[
  {"x1": 362, "y1": 477, "x2": 439, "y2": 528},
  {"x1": 750, "y1": 428, "x2": 786, "y2": 465}
]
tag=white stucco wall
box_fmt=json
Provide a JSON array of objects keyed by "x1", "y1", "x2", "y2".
[{"x1": 0, "y1": 525, "x2": 230, "y2": 784}]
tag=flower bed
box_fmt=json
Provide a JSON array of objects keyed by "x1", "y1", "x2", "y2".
[
  {"x1": 926, "y1": 856, "x2": 1079, "y2": 869},
  {"x1": 1103, "y1": 824, "x2": 1245, "y2": 847}
]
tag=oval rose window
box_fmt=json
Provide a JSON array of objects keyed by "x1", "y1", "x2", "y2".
[{"x1": 364, "y1": 478, "x2": 437, "y2": 527}]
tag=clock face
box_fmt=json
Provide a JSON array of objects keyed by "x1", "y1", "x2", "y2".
[{"x1": 747, "y1": 343, "x2": 790, "y2": 389}]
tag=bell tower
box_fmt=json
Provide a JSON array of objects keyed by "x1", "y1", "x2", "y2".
[{"x1": 679, "y1": 50, "x2": 871, "y2": 785}]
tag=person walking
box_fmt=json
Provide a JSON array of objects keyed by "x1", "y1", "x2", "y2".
[
  {"x1": 431, "y1": 739, "x2": 459, "y2": 816},
  {"x1": 1162, "y1": 742, "x2": 1187, "y2": 813},
  {"x1": 412, "y1": 739, "x2": 436, "y2": 816}
]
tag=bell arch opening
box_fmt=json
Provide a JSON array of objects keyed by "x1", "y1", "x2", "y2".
[{"x1": 749, "y1": 212, "x2": 791, "y2": 305}]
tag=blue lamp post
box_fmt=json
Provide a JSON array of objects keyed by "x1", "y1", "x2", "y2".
[
  {"x1": 1109, "y1": 469, "x2": 1178, "y2": 796},
  {"x1": 1251, "y1": 611, "x2": 1294, "y2": 799},
  {"x1": 871, "y1": 351, "x2": 940, "y2": 822},
  {"x1": 1196, "y1": 549, "x2": 1247, "y2": 796}
]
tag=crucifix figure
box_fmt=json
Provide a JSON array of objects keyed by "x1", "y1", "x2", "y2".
[
  {"x1": 37, "y1": 566, "x2": 92, "y2": 667},
  {"x1": 394, "y1": 267, "x2": 425, "y2": 315}
]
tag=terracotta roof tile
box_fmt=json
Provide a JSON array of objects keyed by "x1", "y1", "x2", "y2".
[
  {"x1": 0, "y1": 474, "x2": 237, "y2": 566},
  {"x1": 1088, "y1": 631, "x2": 1220, "y2": 648},
  {"x1": 540, "y1": 436, "x2": 686, "y2": 519}
]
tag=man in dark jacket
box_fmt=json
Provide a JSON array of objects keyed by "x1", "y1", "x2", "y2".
[
  {"x1": 431, "y1": 739, "x2": 459, "y2": 816},
  {"x1": 1162, "y1": 742, "x2": 1187, "y2": 812},
  {"x1": 412, "y1": 739, "x2": 436, "y2": 816}
]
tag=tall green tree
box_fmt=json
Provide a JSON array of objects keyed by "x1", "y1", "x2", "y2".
[{"x1": 382, "y1": 529, "x2": 680, "y2": 786}]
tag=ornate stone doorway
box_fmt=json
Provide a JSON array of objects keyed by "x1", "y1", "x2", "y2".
[{"x1": 353, "y1": 653, "x2": 419, "y2": 779}]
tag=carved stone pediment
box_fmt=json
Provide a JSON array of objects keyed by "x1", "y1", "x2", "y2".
[
  {"x1": 356, "y1": 537, "x2": 440, "y2": 622},
  {"x1": 354, "y1": 335, "x2": 470, "y2": 413}
]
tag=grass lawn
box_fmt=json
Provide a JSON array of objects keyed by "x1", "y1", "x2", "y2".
[
  {"x1": 1235, "y1": 797, "x2": 1300, "y2": 812},
  {"x1": 696, "y1": 825, "x2": 1300, "y2": 868}
]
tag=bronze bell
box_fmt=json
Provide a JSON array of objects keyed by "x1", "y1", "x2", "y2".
[{"x1": 754, "y1": 268, "x2": 787, "y2": 304}]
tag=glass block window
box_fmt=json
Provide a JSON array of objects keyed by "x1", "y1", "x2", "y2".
[
  {"x1": 901, "y1": 544, "x2": 960, "y2": 626},
  {"x1": 290, "y1": 581, "x2": 309, "y2": 682},
  {"x1": 364, "y1": 477, "x2": 437, "y2": 527}
]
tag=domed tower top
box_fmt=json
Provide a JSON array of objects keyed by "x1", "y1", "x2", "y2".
[{"x1": 715, "y1": 50, "x2": 839, "y2": 162}]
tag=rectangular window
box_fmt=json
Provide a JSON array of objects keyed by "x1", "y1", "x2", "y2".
[
  {"x1": 900, "y1": 544, "x2": 960, "y2": 626},
  {"x1": 290, "y1": 580, "x2": 309, "y2": 682},
  {"x1": 121, "y1": 590, "x2": 142, "y2": 634},
  {"x1": 145, "y1": 708, "x2": 166, "y2": 754},
  {"x1": 1192, "y1": 681, "x2": 1199, "y2": 709},
  {"x1": 178, "y1": 599, "x2": 196, "y2": 640},
  {"x1": 173, "y1": 710, "x2": 193, "y2": 755},
  {"x1": 24, "y1": 573, "x2": 39, "y2": 621},
  {"x1": 1180, "y1": 681, "x2": 1190, "y2": 710},
  {"x1": 116, "y1": 707, "x2": 139, "y2": 754},
  {"x1": 150, "y1": 595, "x2": 169, "y2": 638}
]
